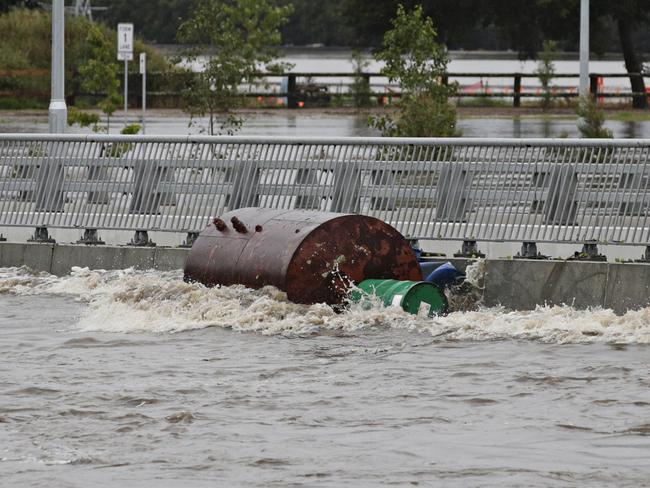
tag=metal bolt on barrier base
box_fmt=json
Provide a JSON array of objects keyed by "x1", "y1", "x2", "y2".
[
  {"x1": 453, "y1": 239, "x2": 485, "y2": 259},
  {"x1": 27, "y1": 226, "x2": 55, "y2": 244},
  {"x1": 128, "y1": 230, "x2": 156, "y2": 247},
  {"x1": 634, "y1": 246, "x2": 650, "y2": 263},
  {"x1": 568, "y1": 241, "x2": 607, "y2": 262},
  {"x1": 179, "y1": 231, "x2": 199, "y2": 248},
  {"x1": 515, "y1": 241, "x2": 549, "y2": 260},
  {"x1": 76, "y1": 228, "x2": 105, "y2": 245}
]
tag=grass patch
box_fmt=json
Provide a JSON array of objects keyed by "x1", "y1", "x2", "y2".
[
  {"x1": 0, "y1": 98, "x2": 47, "y2": 110},
  {"x1": 457, "y1": 97, "x2": 511, "y2": 108},
  {"x1": 608, "y1": 110, "x2": 650, "y2": 122}
]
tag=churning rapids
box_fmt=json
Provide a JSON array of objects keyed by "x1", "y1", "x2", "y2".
[{"x1": 1, "y1": 265, "x2": 650, "y2": 487}]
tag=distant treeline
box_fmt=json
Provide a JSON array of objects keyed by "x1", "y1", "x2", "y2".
[
  {"x1": 87, "y1": 0, "x2": 650, "y2": 58},
  {"x1": 1, "y1": 0, "x2": 649, "y2": 56},
  {"x1": 85, "y1": 0, "x2": 650, "y2": 108},
  {"x1": 1, "y1": 0, "x2": 650, "y2": 109}
]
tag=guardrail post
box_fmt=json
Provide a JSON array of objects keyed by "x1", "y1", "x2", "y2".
[
  {"x1": 513, "y1": 73, "x2": 521, "y2": 107},
  {"x1": 287, "y1": 74, "x2": 298, "y2": 109},
  {"x1": 14, "y1": 162, "x2": 35, "y2": 202},
  {"x1": 130, "y1": 159, "x2": 177, "y2": 214},
  {"x1": 87, "y1": 159, "x2": 109, "y2": 204},
  {"x1": 619, "y1": 172, "x2": 643, "y2": 216},
  {"x1": 370, "y1": 169, "x2": 397, "y2": 211},
  {"x1": 295, "y1": 168, "x2": 321, "y2": 209},
  {"x1": 331, "y1": 162, "x2": 360, "y2": 213},
  {"x1": 35, "y1": 146, "x2": 65, "y2": 212},
  {"x1": 227, "y1": 160, "x2": 260, "y2": 210},
  {"x1": 589, "y1": 74, "x2": 598, "y2": 97},
  {"x1": 542, "y1": 164, "x2": 578, "y2": 225},
  {"x1": 436, "y1": 163, "x2": 469, "y2": 222},
  {"x1": 362, "y1": 73, "x2": 375, "y2": 106},
  {"x1": 130, "y1": 161, "x2": 158, "y2": 214}
]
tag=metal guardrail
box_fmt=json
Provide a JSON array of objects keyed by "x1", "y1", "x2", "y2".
[
  {"x1": 5, "y1": 71, "x2": 649, "y2": 108},
  {"x1": 1, "y1": 134, "x2": 650, "y2": 246}
]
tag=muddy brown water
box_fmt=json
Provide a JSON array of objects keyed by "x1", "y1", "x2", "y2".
[{"x1": 1, "y1": 266, "x2": 650, "y2": 487}]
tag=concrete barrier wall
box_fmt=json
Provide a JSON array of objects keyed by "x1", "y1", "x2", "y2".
[
  {"x1": 0, "y1": 243, "x2": 189, "y2": 275},
  {"x1": 1, "y1": 242, "x2": 649, "y2": 314},
  {"x1": 482, "y1": 259, "x2": 650, "y2": 314}
]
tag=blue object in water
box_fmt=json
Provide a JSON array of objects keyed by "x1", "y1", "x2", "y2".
[
  {"x1": 419, "y1": 260, "x2": 443, "y2": 279},
  {"x1": 423, "y1": 261, "x2": 465, "y2": 289}
]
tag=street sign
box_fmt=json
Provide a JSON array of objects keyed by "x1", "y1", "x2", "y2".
[
  {"x1": 117, "y1": 23, "x2": 133, "y2": 61},
  {"x1": 139, "y1": 52, "x2": 146, "y2": 74},
  {"x1": 118, "y1": 23, "x2": 134, "y2": 126}
]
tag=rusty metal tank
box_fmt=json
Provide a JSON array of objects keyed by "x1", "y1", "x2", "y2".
[{"x1": 184, "y1": 208, "x2": 422, "y2": 305}]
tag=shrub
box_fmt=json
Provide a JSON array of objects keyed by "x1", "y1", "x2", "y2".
[
  {"x1": 369, "y1": 4, "x2": 458, "y2": 137},
  {"x1": 577, "y1": 95, "x2": 613, "y2": 138},
  {"x1": 535, "y1": 40, "x2": 557, "y2": 111}
]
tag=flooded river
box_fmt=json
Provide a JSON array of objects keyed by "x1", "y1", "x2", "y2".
[
  {"x1": 1, "y1": 266, "x2": 650, "y2": 487},
  {"x1": 3, "y1": 109, "x2": 650, "y2": 139},
  {"x1": 3, "y1": 53, "x2": 650, "y2": 486}
]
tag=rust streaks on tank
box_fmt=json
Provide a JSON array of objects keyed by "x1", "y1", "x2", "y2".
[{"x1": 184, "y1": 208, "x2": 422, "y2": 305}]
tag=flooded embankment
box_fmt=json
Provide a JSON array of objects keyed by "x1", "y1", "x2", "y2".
[{"x1": 3, "y1": 107, "x2": 650, "y2": 138}]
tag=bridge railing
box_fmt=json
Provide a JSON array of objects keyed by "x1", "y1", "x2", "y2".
[{"x1": 1, "y1": 134, "x2": 650, "y2": 246}]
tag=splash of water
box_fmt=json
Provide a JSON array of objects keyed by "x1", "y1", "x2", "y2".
[{"x1": 2, "y1": 266, "x2": 650, "y2": 343}]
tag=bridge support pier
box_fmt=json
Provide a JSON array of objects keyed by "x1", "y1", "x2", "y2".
[
  {"x1": 515, "y1": 241, "x2": 549, "y2": 259},
  {"x1": 77, "y1": 228, "x2": 105, "y2": 245},
  {"x1": 28, "y1": 226, "x2": 56, "y2": 244},
  {"x1": 128, "y1": 230, "x2": 156, "y2": 247},
  {"x1": 454, "y1": 239, "x2": 485, "y2": 259}
]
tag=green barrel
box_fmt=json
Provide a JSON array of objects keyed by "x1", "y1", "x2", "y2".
[{"x1": 351, "y1": 279, "x2": 448, "y2": 316}]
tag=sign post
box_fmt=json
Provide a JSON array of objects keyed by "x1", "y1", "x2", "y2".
[
  {"x1": 117, "y1": 23, "x2": 134, "y2": 127},
  {"x1": 140, "y1": 52, "x2": 147, "y2": 134}
]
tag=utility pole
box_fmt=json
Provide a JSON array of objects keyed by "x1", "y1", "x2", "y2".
[
  {"x1": 48, "y1": 0, "x2": 67, "y2": 133},
  {"x1": 579, "y1": 0, "x2": 589, "y2": 97}
]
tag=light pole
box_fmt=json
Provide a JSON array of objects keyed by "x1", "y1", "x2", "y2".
[
  {"x1": 579, "y1": 0, "x2": 589, "y2": 97},
  {"x1": 49, "y1": 0, "x2": 67, "y2": 133}
]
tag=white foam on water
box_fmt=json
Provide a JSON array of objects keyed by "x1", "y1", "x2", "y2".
[{"x1": 2, "y1": 266, "x2": 650, "y2": 343}]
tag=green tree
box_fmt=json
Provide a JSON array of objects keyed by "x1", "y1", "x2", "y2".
[
  {"x1": 68, "y1": 24, "x2": 122, "y2": 132},
  {"x1": 535, "y1": 39, "x2": 557, "y2": 111},
  {"x1": 0, "y1": 8, "x2": 170, "y2": 109},
  {"x1": 370, "y1": 4, "x2": 458, "y2": 137},
  {"x1": 350, "y1": 50, "x2": 372, "y2": 108},
  {"x1": 177, "y1": 0, "x2": 292, "y2": 135}
]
